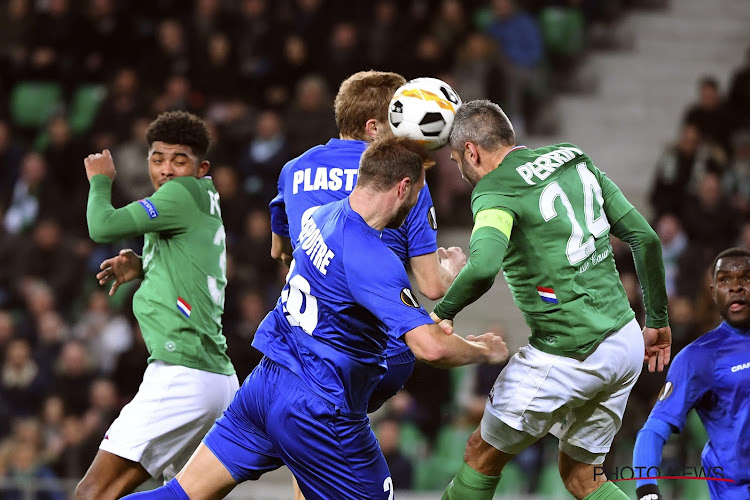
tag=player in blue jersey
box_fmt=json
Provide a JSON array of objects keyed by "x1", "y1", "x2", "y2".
[
  {"x1": 633, "y1": 247, "x2": 750, "y2": 500},
  {"x1": 270, "y1": 70, "x2": 466, "y2": 415},
  {"x1": 123, "y1": 137, "x2": 508, "y2": 500}
]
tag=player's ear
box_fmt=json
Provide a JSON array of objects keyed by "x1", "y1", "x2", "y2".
[
  {"x1": 364, "y1": 119, "x2": 379, "y2": 141},
  {"x1": 465, "y1": 142, "x2": 479, "y2": 164},
  {"x1": 397, "y1": 176, "x2": 411, "y2": 199},
  {"x1": 196, "y1": 160, "x2": 210, "y2": 178}
]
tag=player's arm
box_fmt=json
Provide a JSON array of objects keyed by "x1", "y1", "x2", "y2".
[
  {"x1": 404, "y1": 322, "x2": 508, "y2": 368},
  {"x1": 271, "y1": 233, "x2": 293, "y2": 267},
  {"x1": 409, "y1": 247, "x2": 467, "y2": 300},
  {"x1": 633, "y1": 417, "x2": 674, "y2": 499},
  {"x1": 432, "y1": 208, "x2": 512, "y2": 321},
  {"x1": 87, "y1": 169, "x2": 193, "y2": 244},
  {"x1": 602, "y1": 174, "x2": 671, "y2": 371},
  {"x1": 269, "y1": 166, "x2": 293, "y2": 266}
]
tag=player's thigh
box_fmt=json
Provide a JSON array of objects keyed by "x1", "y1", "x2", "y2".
[
  {"x1": 266, "y1": 370, "x2": 393, "y2": 500},
  {"x1": 202, "y1": 361, "x2": 285, "y2": 483},
  {"x1": 102, "y1": 361, "x2": 239, "y2": 479},
  {"x1": 174, "y1": 443, "x2": 238, "y2": 500},
  {"x1": 552, "y1": 320, "x2": 644, "y2": 463},
  {"x1": 368, "y1": 350, "x2": 415, "y2": 413}
]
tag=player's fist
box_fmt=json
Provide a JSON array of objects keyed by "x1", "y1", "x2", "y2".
[
  {"x1": 468, "y1": 332, "x2": 509, "y2": 365},
  {"x1": 636, "y1": 484, "x2": 663, "y2": 500},
  {"x1": 84, "y1": 149, "x2": 116, "y2": 181},
  {"x1": 643, "y1": 325, "x2": 672, "y2": 373},
  {"x1": 437, "y1": 246, "x2": 467, "y2": 279}
]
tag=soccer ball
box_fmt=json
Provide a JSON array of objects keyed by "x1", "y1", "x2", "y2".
[{"x1": 388, "y1": 77, "x2": 462, "y2": 151}]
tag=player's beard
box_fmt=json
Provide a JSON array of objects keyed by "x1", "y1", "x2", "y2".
[
  {"x1": 458, "y1": 156, "x2": 481, "y2": 187},
  {"x1": 386, "y1": 201, "x2": 413, "y2": 229}
]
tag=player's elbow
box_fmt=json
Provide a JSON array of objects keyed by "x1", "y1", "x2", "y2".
[
  {"x1": 418, "y1": 282, "x2": 446, "y2": 301},
  {"x1": 412, "y1": 339, "x2": 451, "y2": 366},
  {"x1": 87, "y1": 226, "x2": 115, "y2": 244}
]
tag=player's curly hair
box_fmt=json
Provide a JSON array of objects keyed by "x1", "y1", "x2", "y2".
[
  {"x1": 335, "y1": 71, "x2": 406, "y2": 141},
  {"x1": 146, "y1": 111, "x2": 211, "y2": 159},
  {"x1": 358, "y1": 136, "x2": 429, "y2": 191},
  {"x1": 711, "y1": 247, "x2": 750, "y2": 278}
]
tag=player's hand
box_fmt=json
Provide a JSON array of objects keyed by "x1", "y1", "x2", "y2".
[
  {"x1": 643, "y1": 325, "x2": 672, "y2": 373},
  {"x1": 437, "y1": 246, "x2": 467, "y2": 279},
  {"x1": 84, "y1": 149, "x2": 116, "y2": 181},
  {"x1": 97, "y1": 249, "x2": 143, "y2": 296},
  {"x1": 636, "y1": 484, "x2": 663, "y2": 500},
  {"x1": 430, "y1": 312, "x2": 454, "y2": 335},
  {"x1": 468, "y1": 332, "x2": 509, "y2": 365}
]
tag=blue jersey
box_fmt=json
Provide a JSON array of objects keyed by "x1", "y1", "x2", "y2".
[
  {"x1": 253, "y1": 199, "x2": 432, "y2": 414},
  {"x1": 269, "y1": 138, "x2": 438, "y2": 357},
  {"x1": 650, "y1": 322, "x2": 750, "y2": 485}
]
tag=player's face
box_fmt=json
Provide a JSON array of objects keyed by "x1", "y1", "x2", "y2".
[
  {"x1": 712, "y1": 256, "x2": 750, "y2": 329},
  {"x1": 387, "y1": 169, "x2": 425, "y2": 229},
  {"x1": 148, "y1": 141, "x2": 207, "y2": 191},
  {"x1": 451, "y1": 150, "x2": 481, "y2": 187}
]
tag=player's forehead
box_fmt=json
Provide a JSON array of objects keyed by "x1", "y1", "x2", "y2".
[
  {"x1": 148, "y1": 141, "x2": 195, "y2": 158},
  {"x1": 715, "y1": 256, "x2": 750, "y2": 275}
]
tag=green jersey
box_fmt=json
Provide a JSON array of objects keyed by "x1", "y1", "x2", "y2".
[
  {"x1": 87, "y1": 175, "x2": 234, "y2": 375},
  {"x1": 435, "y1": 143, "x2": 669, "y2": 358}
]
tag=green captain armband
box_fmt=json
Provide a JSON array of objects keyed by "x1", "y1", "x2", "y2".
[{"x1": 473, "y1": 209, "x2": 513, "y2": 240}]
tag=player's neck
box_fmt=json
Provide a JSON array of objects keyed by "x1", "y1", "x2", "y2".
[{"x1": 348, "y1": 189, "x2": 391, "y2": 231}]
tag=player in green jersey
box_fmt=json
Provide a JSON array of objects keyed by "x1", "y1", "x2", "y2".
[
  {"x1": 75, "y1": 111, "x2": 239, "y2": 500},
  {"x1": 434, "y1": 100, "x2": 672, "y2": 500}
]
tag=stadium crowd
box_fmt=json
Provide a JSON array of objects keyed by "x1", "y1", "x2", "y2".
[{"x1": 1, "y1": 0, "x2": 749, "y2": 497}]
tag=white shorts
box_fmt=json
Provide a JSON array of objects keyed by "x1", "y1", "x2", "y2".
[
  {"x1": 480, "y1": 318, "x2": 644, "y2": 464},
  {"x1": 100, "y1": 360, "x2": 239, "y2": 479}
]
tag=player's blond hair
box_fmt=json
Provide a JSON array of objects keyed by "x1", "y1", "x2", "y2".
[{"x1": 334, "y1": 71, "x2": 406, "y2": 141}]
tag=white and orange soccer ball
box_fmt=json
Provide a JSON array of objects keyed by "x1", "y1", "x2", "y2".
[{"x1": 388, "y1": 77, "x2": 462, "y2": 151}]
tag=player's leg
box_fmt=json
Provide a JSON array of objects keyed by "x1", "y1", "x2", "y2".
[
  {"x1": 291, "y1": 351, "x2": 416, "y2": 500},
  {"x1": 75, "y1": 451, "x2": 151, "y2": 500},
  {"x1": 554, "y1": 319, "x2": 644, "y2": 500}
]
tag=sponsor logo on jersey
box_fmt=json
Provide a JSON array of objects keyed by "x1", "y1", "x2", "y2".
[
  {"x1": 536, "y1": 286, "x2": 558, "y2": 304},
  {"x1": 400, "y1": 288, "x2": 421, "y2": 308},
  {"x1": 731, "y1": 361, "x2": 750, "y2": 373},
  {"x1": 177, "y1": 297, "x2": 192, "y2": 318},
  {"x1": 138, "y1": 199, "x2": 159, "y2": 219},
  {"x1": 427, "y1": 206, "x2": 438, "y2": 230},
  {"x1": 658, "y1": 381, "x2": 673, "y2": 401},
  {"x1": 292, "y1": 167, "x2": 359, "y2": 194}
]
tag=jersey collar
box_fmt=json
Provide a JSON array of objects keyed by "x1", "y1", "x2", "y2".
[
  {"x1": 721, "y1": 321, "x2": 750, "y2": 336},
  {"x1": 326, "y1": 138, "x2": 368, "y2": 149},
  {"x1": 501, "y1": 145, "x2": 527, "y2": 163}
]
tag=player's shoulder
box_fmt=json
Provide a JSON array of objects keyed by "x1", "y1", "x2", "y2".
[
  {"x1": 157, "y1": 176, "x2": 201, "y2": 199},
  {"x1": 672, "y1": 326, "x2": 725, "y2": 366}
]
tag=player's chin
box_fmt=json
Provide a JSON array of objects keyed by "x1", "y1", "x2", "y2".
[{"x1": 724, "y1": 306, "x2": 750, "y2": 329}]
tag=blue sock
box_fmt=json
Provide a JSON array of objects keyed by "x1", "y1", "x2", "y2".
[{"x1": 122, "y1": 478, "x2": 190, "y2": 500}]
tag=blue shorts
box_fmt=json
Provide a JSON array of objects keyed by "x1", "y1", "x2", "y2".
[
  {"x1": 703, "y1": 447, "x2": 750, "y2": 499},
  {"x1": 368, "y1": 349, "x2": 415, "y2": 412},
  {"x1": 203, "y1": 357, "x2": 393, "y2": 500}
]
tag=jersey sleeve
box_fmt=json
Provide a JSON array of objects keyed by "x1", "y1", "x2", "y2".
[
  {"x1": 344, "y1": 234, "x2": 432, "y2": 341},
  {"x1": 403, "y1": 184, "x2": 438, "y2": 258},
  {"x1": 270, "y1": 160, "x2": 291, "y2": 237},
  {"x1": 649, "y1": 345, "x2": 713, "y2": 432},
  {"x1": 87, "y1": 175, "x2": 194, "y2": 243},
  {"x1": 594, "y1": 167, "x2": 635, "y2": 226}
]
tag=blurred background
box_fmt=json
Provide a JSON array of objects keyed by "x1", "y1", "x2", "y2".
[{"x1": 0, "y1": 0, "x2": 749, "y2": 498}]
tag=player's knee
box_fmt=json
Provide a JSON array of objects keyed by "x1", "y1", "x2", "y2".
[{"x1": 463, "y1": 429, "x2": 484, "y2": 463}]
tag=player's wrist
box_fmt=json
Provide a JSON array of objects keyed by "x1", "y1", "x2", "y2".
[{"x1": 636, "y1": 483, "x2": 662, "y2": 500}]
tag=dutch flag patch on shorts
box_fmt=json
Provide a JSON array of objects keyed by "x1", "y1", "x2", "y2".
[
  {"x1": 536, "y1": 286, "x2": 558, "y2": 304},
  {"x1": 177, "y1": 297, "x2": 192, "y2": 318}
]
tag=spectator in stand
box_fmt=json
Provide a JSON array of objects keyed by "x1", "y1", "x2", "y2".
[
  {"x1": 265, "y1": 34, "x2": 314, "y2": 107},
  {"x1": 73, "y1": 290, "x2": 132, "y2": 376},
  {"x1": 408, "y1": 34, "x2": 448, "y2": 80},
  {"x1": 3, "y1": 153, "x2": 61, "y2": 235},
  {"x1": 26, "y1": 0, "x2": 78, "y2": 83},
  {"x1": 0, "y1": 0, "x2": 32, "y2": 92},
  {"x1": 452, "y1": 33, "x2": 506, "y2": 104},
  {"x1": 34, "y1": 310, "x2": 70, "y2": 380},
  {"x1": 649, "y1": 122, "x2": 725, "y2": 217},
  {"x1": 485, "y1": 0, "x2": 545, "y2": 133},
  {"x1": 211, "y1": 165, "x2": 250, "y2": 241},
  {"x1": 113, "y1": 117, "x2": 153, "y2": 201},
  {"x1": 234, "y1": 0, "x2": 275, "y2": 105},
  {"x1": 284, "y1": 75, "x2": 337, "y2": 158},
  {"x1": 430, "y1": 0, "x2": 470, "y2": 62},
  {"x1": 655, "y1": 213, "x2": 688, "y2": 298},
  {"x1": 224, "y1": 288, "x2": 266, "y2": 383},
  {"x1": 152, "y1": 74, "x2": 199, "y2": 116},
  {"x1": 366, "y1": 0, "x2": 412, "y2": 75},
  {"x1": 40, "y1": 395, "x2": 67, "y2": 465},
  {"x1": 191, "y1": 32, "x2": 239, "y2": 103},
  {"x1": 0, "y1": 206, "x2": 23, "y2": 307},
  {"x1": 92, "y1": 68, "x2": 147, "y2": 144},
  {"x1": 2, "y1": 338, "x2": 46, "y2": 417},
  {"x1": 1, "y1": 421, "x2": 66, "y2": 500},
  {"x1": 238, "y1": 109, "x2": 287, "y2": 205},
  {"x1": 681, "y1": 171, "x2": 739, "y2": 257},
  {"x1": 723, "y1": 129, "x2": 750, "y2": 218},
  {"x1": 231, "y1": 208, "x2": 278, "y2": 290},
  {"x1": 322, "y1": 21, "x2": 363, "y2": 92},
  {"x1": 188, "y1": 0, "x2": 233, "y2": 50},
  {"x1": 376, "y1": 417, "x2": 414, "y2": 490},
  {"x1": 13, "y1": 218, "x2": 85, "y2": 308},
  {"x1": 0, "y1": 119, "x2": 25, "y2": 199},
  {"x1": 727, "y1": 45, "x2": 750, "y2": 131},
  {"x1": 138, "y1": 19, "x2": 191, "y2": 95},
  {"x1": 53, "y1": 340, "x2": 95, "y2": 417},
  {"x1": 111, "y1": 322, "x2": 149, "y2": 403},
  {"x1": 76, "y1": 0, "x2": 131, "y2": 83},
  {"x1": 682, "y1": 76, "x2": 731, "y2": 155}
]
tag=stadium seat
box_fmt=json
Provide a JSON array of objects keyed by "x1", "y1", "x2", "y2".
[
  {"x1": 539, "y1": 7, "x2": 586, "y2": 58},
  {"x1": 434, "y1": 425, "x2": 473, "y2": 459},
  {"x1": 398, "y1": 421, "x2": 428, "y2": 462},
  {"x1": 9, "y1": 81, "x2": 64, "y2": 129},
  {"x1": 69, "y1": 84, "x2": 107, "y2": 136}
]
